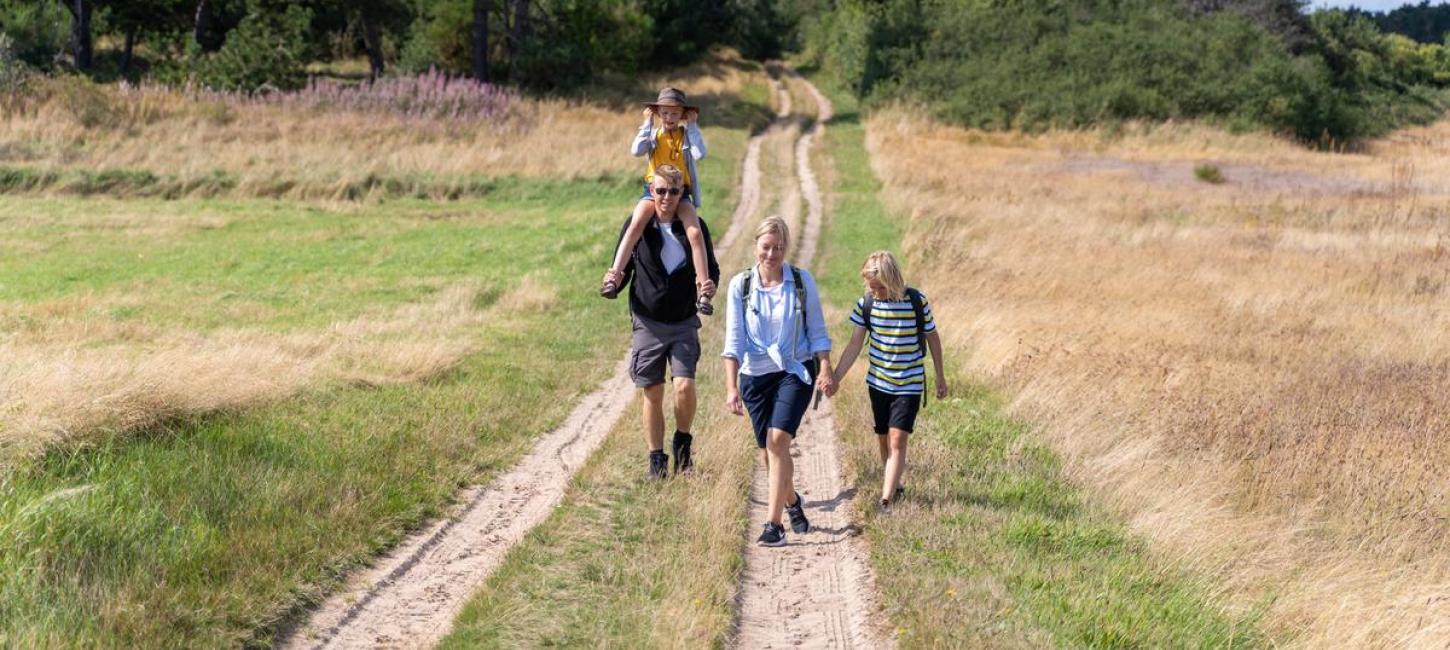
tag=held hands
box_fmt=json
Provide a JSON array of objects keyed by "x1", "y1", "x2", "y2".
[
  {"x1": 602, "y1": 268, "x2": 623, "y2": 287},
  {"x1": 817, "y1": 370, "x2": 837, "y2": 398},
  {"x1": 697, "y1": 278, "x2": 716, "y2": 299}
]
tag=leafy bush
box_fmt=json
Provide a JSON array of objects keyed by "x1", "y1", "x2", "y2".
[
  {"x1": 0, "y1": 33, "x2": 28, "y2": 97},
  {"x1": 189, "y1": 3, "x2": 313, "y2": 92},
  {"x1": 0, "y1": 0, "x2": 68, "y2": 68}
]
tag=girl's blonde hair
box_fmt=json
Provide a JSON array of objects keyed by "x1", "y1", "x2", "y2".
[
  {"x1": 861, "y1": 250, "x2": 907, "y2": 302},
  {"x1": 754, "y1": 216, "x2": 790, "y2": 249}
]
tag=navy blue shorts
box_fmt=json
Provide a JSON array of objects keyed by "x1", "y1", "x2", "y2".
[
  {"x1": 739, "y1": 360, "x2": 817, "y2": 448},
  {"x1": 869, "y1": 386, "x2": 921, "y2": 434}
]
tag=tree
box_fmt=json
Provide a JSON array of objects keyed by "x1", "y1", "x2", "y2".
[
  {"x1": 472, "y1": 0, "x2": 489, "y2": 82},
  {"x1": 507, "y1": 0, "x2": 528, "y2": 82},
  {"x1": 57, "y1": 0, "x2": 92, "y2": 69}
]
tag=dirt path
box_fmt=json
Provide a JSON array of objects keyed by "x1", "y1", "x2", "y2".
[
  {"x1": 732, "y1": 74, "x2": 893, "y2": 650},
  {"x1": 281, "y1": 71, "x2": 798, "y2": 650}
]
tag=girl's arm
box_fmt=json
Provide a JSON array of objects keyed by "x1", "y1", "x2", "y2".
[
  {"x1": 685, "y1": 121, "x2": 707, "y2": 161},
  {"x1": 631, "y1": 108, "x2": 655, "y2": 157},
  {"x1": 832, "y1": 326, "x2": 867, "y2": 384},
  {"x1": 926, "y1": 330, "x2": 948, "y2": 399}
]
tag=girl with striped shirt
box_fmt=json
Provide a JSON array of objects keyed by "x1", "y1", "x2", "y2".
[{"x1": 832, "y1": 251, "x2": 949, "y2": 510}]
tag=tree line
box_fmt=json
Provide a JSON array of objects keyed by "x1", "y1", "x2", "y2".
[
  {"x1": 0, "y1": 0, "x2": 798, "y2": 91},
  {"x1": 801, "y1": 0, "x2": 1450, "y2": 143}
]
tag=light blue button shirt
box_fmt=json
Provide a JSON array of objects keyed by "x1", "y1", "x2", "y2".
[{"x1": 721, "y1": 264, "x2": 832, "y2": 383}]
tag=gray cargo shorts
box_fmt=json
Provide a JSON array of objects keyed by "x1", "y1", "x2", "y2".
[{"x1": 629, "y1": 313, "x2": 702, "y2": 387}]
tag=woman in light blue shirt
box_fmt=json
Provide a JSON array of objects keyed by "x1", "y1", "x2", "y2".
[{"x1": 722, "y1": 216, "x2": 835, "y2": 547}]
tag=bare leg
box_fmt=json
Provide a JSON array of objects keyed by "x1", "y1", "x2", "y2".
[
  {"x1": 607, "y1": 199, "x2": 655, "y2": 285},
  {"x1": 672, "y1": 377, "x2": 696, "y2": 433},
  {"x1": 877, "y1": 434, "x2": 889, "y2": 465},
  {"x1": 677, "y1": 203, "x2": 712, "y2": 311},
  {"x1": 642, "y1": 383, "x2": 665, "y2": 452},
  {"x1": 766, "y1": 428, "x2": 794, "y2": 526},
  {"x1": 882, "y1": 428, "x2": 909, "y2": 502}
]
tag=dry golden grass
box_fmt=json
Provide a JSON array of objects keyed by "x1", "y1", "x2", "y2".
[
  {"x1": 0, "y1": 282, "x2": 521, "y2": 463},
  {"x1": 0, "y1": 51, "x2": 761, "y2": 199},
  {"x1": 865, "y1": 109, "x2": 1450, "y2": 646}
]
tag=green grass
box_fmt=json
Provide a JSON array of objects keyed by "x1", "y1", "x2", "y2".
[
  {"x1": 0, "y1": 108, "x2": 755, "y2": 646},
  {"x1": 812, "y1": 75, "x2": 1270, "y2": 648}
]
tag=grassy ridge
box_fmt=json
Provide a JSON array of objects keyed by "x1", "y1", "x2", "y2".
[{"x1": 812, "y1": 78, "x2": 1269, "y2": 647}]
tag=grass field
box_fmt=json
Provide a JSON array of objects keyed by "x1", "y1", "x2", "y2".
[
  {"x1": 0, "y1": 52, "x2": 768, "y2": 646},
  {"x1": 857, "y1": 99, "x2": 1450, "y2": 643},
  {"x1": 809, "y1": 80, "x2": 1265, "y2": 648}
]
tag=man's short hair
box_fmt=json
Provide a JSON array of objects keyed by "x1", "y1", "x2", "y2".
[{"x1": 653, "y1": 164, "x2": 684, "y2": 187}]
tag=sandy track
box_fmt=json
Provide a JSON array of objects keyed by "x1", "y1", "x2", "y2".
[
  {"x1": 278, "y1": 356, "x2": 635, "y2": 649},
  {"x1": 732, "y1": 74, "x2": 892, "y2": 649},
  {"x1": 281, "y1": 71, "x2": 798, "y2": 650}
]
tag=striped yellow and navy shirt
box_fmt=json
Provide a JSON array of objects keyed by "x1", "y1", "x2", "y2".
[{"x1": 849, "y1": 291, "x2": 936, "y2": 395}]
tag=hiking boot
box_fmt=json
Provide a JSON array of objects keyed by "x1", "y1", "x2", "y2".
[
  {"x1": 671, "y1": 431, "x2": 694, "y2": 475},
  {"x1": 648, "y1": 450, "x2": 669, "y2": 480},
  {"x1": 785, "y1": 492, "x2": 810, "y2": 534},
  {"x1": 756, "y1": 522, "x2": 786, "y2": 547}
]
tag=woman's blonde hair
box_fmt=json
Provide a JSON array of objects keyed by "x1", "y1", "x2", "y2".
[
  {"x1": 861, "y1": 250, "x2": 907, "y2": 302},
  {"x1": 754, "y1": 216, "x2": 790, "y2": 249}
]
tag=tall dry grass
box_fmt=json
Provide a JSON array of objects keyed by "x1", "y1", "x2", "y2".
[
  {"x1": 0, "y1": 280, "x2": 557, "y2": 464},
  {"x1": 865, "y1": 109, "x2": 1450, "y2": 645},
  {"x1": 0, "y1": 51, "x2": 761, "y2": 200}
]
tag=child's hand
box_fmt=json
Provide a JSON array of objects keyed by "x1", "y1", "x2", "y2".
[
  {"x1": 684, "y1": 108, "x2": 699, "y2": 125},
  {"x1": 642, "y1": 106, "x2": 655, "y2": 123}
]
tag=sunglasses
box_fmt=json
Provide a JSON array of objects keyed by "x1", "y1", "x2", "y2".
[{"x1": 652, "y1": 186, "x2": 683, "y2": 197}]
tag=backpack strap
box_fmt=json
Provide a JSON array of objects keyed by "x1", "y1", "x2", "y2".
[
  {"x1": 738, "y1": 266, "x2": 810, "y2": 341},
  {"x1": 905, "y1": 287, "x2": 928, "y2": 406},
  {"x1": 791, "y1": 266, "x2": 808, "y2": 341}
]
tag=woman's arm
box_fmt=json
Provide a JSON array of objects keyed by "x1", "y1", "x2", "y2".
[
  {"x1": 801, "y1": 270, "x2": 832, "y2": 356},
  {"x1": 723, "y1": 357, "x2": 744, "y2": 415},
  {"x1": 926, "y1": 330, "x2": 948, "y2": 399},
  {"x1": 720, "y1": 273, "x2": 746, "y2": 363},
  {"x1": 832, "y1": 326, "x2": 867, "y2": 384}
]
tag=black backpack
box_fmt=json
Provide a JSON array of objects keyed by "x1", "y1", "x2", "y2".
[
  {"x1": 737, "y1": 266, "x2": 809, "y2": 341},
  {"x1": 861, "y1": 287, "x2": 929, "y2": 405}
]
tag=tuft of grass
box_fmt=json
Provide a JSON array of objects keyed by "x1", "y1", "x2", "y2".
[
  {"x1": 1193, "y1": 163, "x2": 1226, "y2": 184},
  {"x1": 813, "y1": 74, "x2": 1268, "y2": 647}
]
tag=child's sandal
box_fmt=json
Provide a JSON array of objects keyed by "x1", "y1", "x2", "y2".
[
  {"x1": 600, "y1": 278, "x2": 620, "y2": 299},
  {"x1": 696, "y1": 299, "x2": 714, "y2": 316}
]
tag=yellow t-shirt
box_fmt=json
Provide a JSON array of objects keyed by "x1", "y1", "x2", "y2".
[{"x1": 644, "y1": 127, "x2": 693, "y2": 187}]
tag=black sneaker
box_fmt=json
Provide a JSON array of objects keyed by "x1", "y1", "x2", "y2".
[
  {"x1": 784, "y1": 492, "x2": 810, "y2": 534},
  {"x1": 879, "y1": 498, "x2": 891, "y2": 513},
  {"x1": 756, "y1": 522, "x2": 786, "y2": 547},
  {"x1": 672, "y1": 431, "x2": 693, "y2": 474},
  {"x1": 648, "y1": 450, "x2": 669, "y2": 480}
]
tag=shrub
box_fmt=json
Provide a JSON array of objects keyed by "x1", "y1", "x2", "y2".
[
  {"x1": 0, "y1": 0, "x2": 68, "y2": 68},
  {"x1": 1194, "y1": 163, "x2": 1226, "y2": 184},
  {"x1": 190, "y1": 3, "x2": 312, "y2": 92}
]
